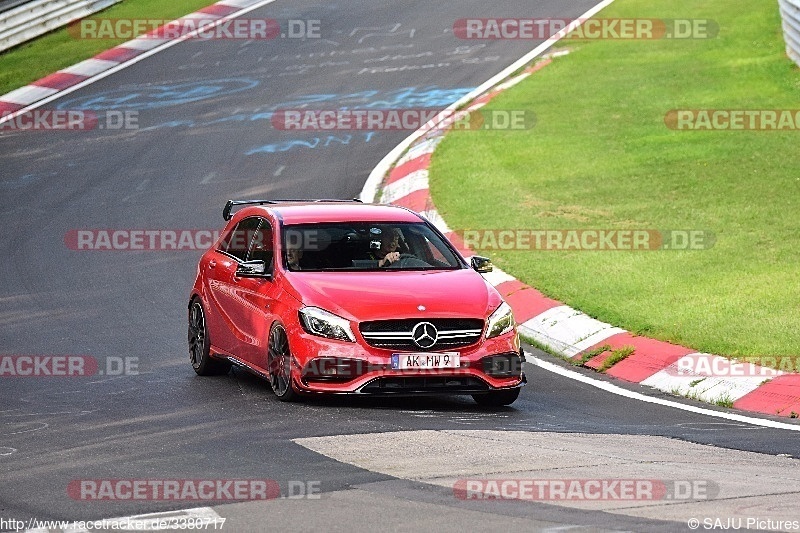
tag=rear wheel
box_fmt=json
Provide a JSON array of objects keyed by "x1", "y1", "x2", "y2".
[
  {"x1": 472, "y1": 388, "x2": 520, "y2": 407},
  {"x1": 267, "y1": 323, "x2": 299, "y2": 402},
  {"x1": 188, "y1": 299, "x2": 231, "y2": 376}
]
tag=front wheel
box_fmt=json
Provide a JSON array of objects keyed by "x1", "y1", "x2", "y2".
[
  {"x1": 188, "y1": 299, "x2": 231, "y2": 376},
  {"x1": 472, "y1": 388, "x2": 520, "y2": 407},
  {"x1": 267, "y1": 323, "x2": 299, "y2": 402}
]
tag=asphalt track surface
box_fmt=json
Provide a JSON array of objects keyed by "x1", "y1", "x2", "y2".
[
  {"x1": 0, "y1": 0, "x2": 30, "y2": 15},
  {"x1": 1, "y1": 0, "x2": 799, "y2": 530}
]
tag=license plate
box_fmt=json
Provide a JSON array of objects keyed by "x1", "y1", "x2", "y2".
[{"x1": 391, "y1": 352, "x2": 460, "y2": 370}]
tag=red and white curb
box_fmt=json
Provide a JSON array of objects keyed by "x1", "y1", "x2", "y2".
[
  {"x1": 0, "y1": 0, "x2": 277, "y2": 123},
  {"x1": 6, "y1": 0, "x2": 798, "y2": 420},
  {"x1": 360, "y1": 9, "x2": 800, "y2": 421}
]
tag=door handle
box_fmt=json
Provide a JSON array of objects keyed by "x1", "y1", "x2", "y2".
[{"x1": 208, "y1": 260, "x2": 216, "y2": 269}]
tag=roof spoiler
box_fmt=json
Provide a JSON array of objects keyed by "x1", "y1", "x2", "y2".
[{"x1": 223, "y1": 198, "x2": 363, "y2": 220}]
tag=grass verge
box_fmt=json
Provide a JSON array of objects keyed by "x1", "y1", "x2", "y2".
[
  {"x1": 430, "y1": 0, "x2": 800, "y2": 359},
  {"x1": 0, "y1": 0, "x2": 220, "y2": 96},
  {"x1": 598, "y1": 346, "x2": 635, "y2": 373}
]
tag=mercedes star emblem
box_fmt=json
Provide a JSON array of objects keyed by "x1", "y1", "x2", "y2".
[{"x1": 412, "y1": 322, "x2": 438, "y2": 349}]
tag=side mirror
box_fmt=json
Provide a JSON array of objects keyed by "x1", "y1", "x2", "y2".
[
  {"x1": 471, "y1": 255, "x2": 493, "y2": 273},
  {"x1": 236, "y1": 260, "x2": 271, "y2": 279}
]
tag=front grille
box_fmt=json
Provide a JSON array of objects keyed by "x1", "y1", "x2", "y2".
[
  {"x1": 359, "y1": 319, "x2": 484, "y2": 351},
  {"x1": 359, "y1": 376, "x2": 489, "y2": 394}
]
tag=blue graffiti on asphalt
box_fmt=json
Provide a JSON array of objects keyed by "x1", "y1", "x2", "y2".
[
  {"x1": 55, "y1": 79, "x2": 261, "y2": 111},
  {"x1": 139, "y1": 86, "x2": 475, "y2": 132},
  {"x1": 0, "y1": 173, "x2": 45, "y2": 189},
  {"x1": 50, "y1": 81, "x2": 474, "y2": 156},
  {"x1": 246, "y1": 132, "x2": 377, "y2": 155}
]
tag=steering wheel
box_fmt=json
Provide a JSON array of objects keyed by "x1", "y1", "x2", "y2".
[{"x1": 385, "y1": 253, "x2": 430, "y2": 268}]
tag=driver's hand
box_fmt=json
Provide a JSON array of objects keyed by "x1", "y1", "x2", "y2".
[{"x1": 380, "y1": 252, "x2": 401, "y2": 267}]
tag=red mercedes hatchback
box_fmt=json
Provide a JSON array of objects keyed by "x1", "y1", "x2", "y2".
[{"x1": 188, "y1": 200, "x2": 525, "y2": 405}]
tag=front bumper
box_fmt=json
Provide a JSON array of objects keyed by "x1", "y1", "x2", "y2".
[
  {"x1": 354, "y1": 371, "x2": 527, "y2": 396},
  {"x1": 286, "y1": 324, "x2": 524, "y2": 395}
]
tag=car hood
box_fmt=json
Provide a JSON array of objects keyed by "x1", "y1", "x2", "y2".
[{"x1": 285, "y1": 269, "x2": 501, "y2": 322}]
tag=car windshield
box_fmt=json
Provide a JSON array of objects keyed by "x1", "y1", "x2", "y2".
[{"x1": 281, "y1": 222, "x2": 463, "y2": 271}]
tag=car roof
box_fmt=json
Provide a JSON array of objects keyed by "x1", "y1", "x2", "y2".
[{"x1": 236, "y1": 202, "x2": 424, "y2": 225}]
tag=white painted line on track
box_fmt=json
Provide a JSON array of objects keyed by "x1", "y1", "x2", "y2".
[
  {"x1": 0, "y1": 0, "x2": 280, "y2": 125},
  {"x1": 353, "y1": 0, "x2": 800, "y2": 431},
  {"x1": 360, "y1": 0, "x2": 620, "y2": 203},
  {"x1": 526, "y1": 353, "x2": 800, "y2": 432}
]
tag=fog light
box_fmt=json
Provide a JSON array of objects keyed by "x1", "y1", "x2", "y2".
[
  {"x1": 481, "y1": 353, "x2": 522, "y2": 378},
  {"x1": 302, "y1": 357, "x2": 369, "y2": 382}
]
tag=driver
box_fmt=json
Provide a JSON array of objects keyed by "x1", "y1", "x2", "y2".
[
  {"x1": 284, "y1": 231, "x2": 303, "y2": 270},
  {"x1": 285, "y1": 239, "x2": 304, "y2": 271},
  {"x1": 370, "y1": 226, "x2": 403, "y2": 267}
]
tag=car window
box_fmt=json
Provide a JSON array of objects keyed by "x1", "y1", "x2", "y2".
[
  {"x1": 423, "y1": 234, "x2": 449, "y2": 263},
  {"x1": 281, "y1": 222, "x2": 462, "y2": 271},
  {"x1": 249, "y1": 219, "x2": 274, "y2": 268},
  {"x1": 219, "y1": 217, "x2": 264, "y2": 262}
]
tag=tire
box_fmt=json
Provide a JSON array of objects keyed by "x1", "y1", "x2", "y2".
[
  {"x1": 267, "y1": 323, "x2": 299, "y2": 402},
  {"x1": 188, "y1": 298, "x2": 231, "y2": 376},
  {"x1": 472, "y1": 388, "x2": 520, "y2": 407}
]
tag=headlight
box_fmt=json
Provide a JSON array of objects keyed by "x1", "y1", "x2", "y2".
[
  {"x1": 486, "y1": 302, "x2": 515, "y2": 339},
  {"x1": 299, "y1": 307, "x2": 356, "y2": 342}
]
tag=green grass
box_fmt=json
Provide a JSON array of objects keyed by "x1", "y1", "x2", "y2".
[
  {"x1": 714, "y1": 395, "x2": 734, "y2": 409},
  {"x1": 574, "y1": 344, "x2": 611, "y2": 366},
  {"x1": 430, "y1": 0, "x2": 800, "y2": 360},
  {"x1": 598, "y1": 346, "x2": 635, "y2": 373},
  {"x1": 0, "y1": 0, "x2": 219, "y2": 96}
]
